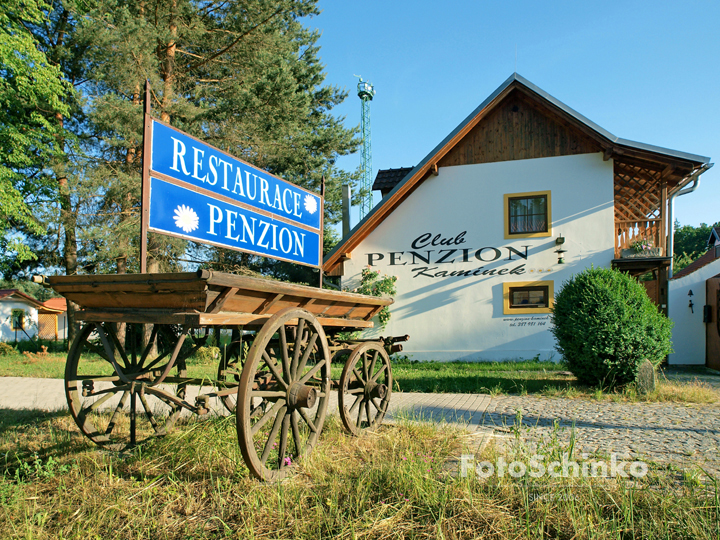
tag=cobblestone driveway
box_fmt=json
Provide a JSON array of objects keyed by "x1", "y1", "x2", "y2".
[{"x1": 481, "y1": 395, "x2": 720, "y2": 475}]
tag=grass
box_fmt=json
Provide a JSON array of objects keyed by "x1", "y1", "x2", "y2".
[
  {"x1": 0, "y1": 408, "x2": 718, "y2": 539},
  {"x1": 1, "y1": 350, "x2": 718, "y2": 404}
]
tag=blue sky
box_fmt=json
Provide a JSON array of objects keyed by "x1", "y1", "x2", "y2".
[{"x1": 309, "y1": 0, "x2": 719, "y2": 229}]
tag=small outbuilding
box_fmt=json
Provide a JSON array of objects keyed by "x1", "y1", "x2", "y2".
[
  {"x1": 324, "y1": 74, "x2": 712, "y2": 362},
  {"x1": 668, "y1": 236, "x2": 720, "y2": 370},
  {"x1": 0, "y1": 290, "x2": 44, "y2": 342}
]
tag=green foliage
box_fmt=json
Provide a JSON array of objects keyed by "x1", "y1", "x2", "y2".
[
  {"x1": 551, "y1": 267, "x2": 672, "y2": 388},
  {"x1": 0, "y1": 0, "x2": 72, "y2": 267},
  {"x1": 672, "y1": 220, "x2": 720, "y2": 272},
  {"x1": 674, "y1": 251, "x2": 696, "y2": 273},
  {"x1": 0, "y1": 279, "x2": 59, "y2": 302},
  {"x1": 354, "y1": 267, "x2": 397, "y2": 328},
  {"x1": 0, "y1": 342, "x2": 13, "y2": 356}
]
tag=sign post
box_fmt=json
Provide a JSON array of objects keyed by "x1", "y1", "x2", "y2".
[
  {"x1": 140, "y1": 81, "x2": 152, "y2": 273},
  {"x1": 139, "y1": 96, "x2": 324, "y2": 272}
]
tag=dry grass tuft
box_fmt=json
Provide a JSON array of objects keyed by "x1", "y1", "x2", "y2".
[{"x1": 0, "y1": 408, "x2": 718, "y2": 539}]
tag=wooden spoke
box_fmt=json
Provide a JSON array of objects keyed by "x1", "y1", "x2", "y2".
[
  {"x1": 368, "y1": 350, "x2": 379, "y2": 377},
  {"x1": 261, "y1": 351, "x2": 288, "y2": 390},
  {"x1": 105, "y1": 391, "x2": 129, "y2": 436},
  {"x1": 371, "y1": 364, "x2": 387, "y2": 383},
  {"x1": 136, "y1": 325, "x2": 160, "y2": 369},
  {"x1": 139, "y1": 393, "x2": 159, "y2": 432},
  {"x1": 250, "y1": 390, "x2": 286, "y2": 399},
  {"x1": 362, "y1": 351, "x2": 369, "y2": 383},
  {"x1": 349, "y1": 394, "x2": 362, "y2": 414},
  {"x1": 298, "y1": 407, "x2": 317, "y2": 434},
  {"x1": 260, "y1": 405, "x2": 286, "y2": 465},
  {"x1": 291, "y1": 410, "x2": 302, "y2": 458},
  {"x1": 355, "y1": 402, "x2": 364, "y2": 428},
  {"x1": 295, "y1": 332, "x2": 319, "y2": 376},
  {"x1": 80, "y1": 391, "x2": 115, "y2": 416},
  {"x1": 279, "y1": 325, "x2": 290, "y2": 384},
  {"x1": 352, "y1": 367, "x2": 366, "y2": 385},
  {"x1": 290, "y1": 319, "x2": 305, "y2": 380},
  {"x1": 338, "y1": 342, "x2": 393, "y2": 437},
  {"x1": 277, "y1": 414, "x2": 290, "y2": 469},
  {"x1": 237, "y1": 308, "x2": 330, "y2": 481},
  {"x1": 217, "y1": 326, "x2": 244, "y2": 414},
  {"x1": 298, "y1": 359, "x2": 326, "y2": 386},
  {"x1": 106, "y1": 325, "x2": 134, "y2": 370},
  {"x1": 251, "y1": 399, "x2": 286, "y2": 437}
]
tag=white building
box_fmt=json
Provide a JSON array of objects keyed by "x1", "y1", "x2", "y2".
[
  {"x1": 0, "y1": 289, "x2": 43, "y2": 342},
  {"x1": 324, "y1": 74, "x2": 711, "y2": 363}
]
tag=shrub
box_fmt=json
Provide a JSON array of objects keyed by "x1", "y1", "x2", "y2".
[
  {"x1": 0, "y1": 342, "x2": 14, "y2": 355},
  {"x1": 352, "y1": 267, "x2": 397, "y2": 329},
  {"x1": 551, "y1": 267, "x2": 672, "y2": 387}
]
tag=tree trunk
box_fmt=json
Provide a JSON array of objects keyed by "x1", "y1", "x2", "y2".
[{"x1": 160, "y1": 0, "x2": 177, "y2": 124}]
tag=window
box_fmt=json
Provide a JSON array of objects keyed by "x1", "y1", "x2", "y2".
[
  {"x1": 504, "y1": 190, "x2": 551, "y2": 238},
  {"x1": 503, "y1": 281, "x2": 554, "y2": 314},
  {"x1": 11, "y1": 309, "x2": 25, "y2": 330}
]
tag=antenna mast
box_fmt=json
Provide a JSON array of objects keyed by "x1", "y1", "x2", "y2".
[{"x1": 356, "y1": 76, "x2": 375, "y2": 219}]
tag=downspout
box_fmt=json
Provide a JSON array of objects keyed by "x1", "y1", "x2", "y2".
[{"x1": 667, "y1": 163, "x2": 714, "y2": 278}]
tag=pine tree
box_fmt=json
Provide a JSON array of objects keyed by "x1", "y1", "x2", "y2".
[{"x1": 77, "y1": 0, "x2": 360, "y2": 281}]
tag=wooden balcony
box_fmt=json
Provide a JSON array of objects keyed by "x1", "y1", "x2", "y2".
[{"x1": 615, "y1": 219, "x2": 664, "y2": 259}]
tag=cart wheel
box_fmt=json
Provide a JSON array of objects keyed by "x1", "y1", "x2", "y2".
[
  {"x1": 237, "y1": 308, "x2": 331, "y2": 481},
  {"x1": 338, "y1": 342, "x2": 392, "y2": 436},
  {"x1": 65, "y1": 322, "x2": 188, "y2": 451},
  {"x1": 217, "y1": 327, "x2": 244, "y2": 413}
]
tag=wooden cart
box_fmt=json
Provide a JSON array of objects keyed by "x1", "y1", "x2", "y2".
[{"x1": 43, "y1": 270, "x2": 406, "y2": 481}]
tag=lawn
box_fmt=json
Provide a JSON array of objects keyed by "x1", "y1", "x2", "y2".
[
  {"x1": 1, "y1": 349, "x2": 718, "y2": 404},
  {"x1": 0, "y1": 407, "x2": 717, "y2": 539}
]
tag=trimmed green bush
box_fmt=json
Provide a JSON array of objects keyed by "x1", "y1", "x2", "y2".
[{"x1": 551, "y1": 267, "x2": 672, "y2": 387}]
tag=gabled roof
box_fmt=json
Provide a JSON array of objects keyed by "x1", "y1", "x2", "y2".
[
  {"x1": 671, "y1": 248, "x2": 720, "y2": 280},
  {"x1": 324, "y1": 73, "x2": 712, "y2": 272},
  {"x1": 0, "y1": 289, "x2": 44, "y2": 309}
]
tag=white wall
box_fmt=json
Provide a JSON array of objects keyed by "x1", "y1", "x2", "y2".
[
  {"x1": 668, "y1": 258, "x2": 720, "y2": 365},
  {"x1": 343, "y1": 153, "x2": 615, "y2": 361},
  {"x1": 0, "y1": 300, "x2": 39, "y2": 341},
  {"x1": 57, "y1": 313, "x2": 68, "y2": 340}
]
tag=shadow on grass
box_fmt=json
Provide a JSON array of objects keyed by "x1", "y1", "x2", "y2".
[{"x1": 0, "y1": 408, "x2": 68, "y2": 433}]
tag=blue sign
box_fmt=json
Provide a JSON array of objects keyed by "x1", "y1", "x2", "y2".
[
  {"x1": 148, "y1": 177, "x2": 321, "y2": 267},
  {"x1": 150, "y1": 120, "x2": 322, "y2": 231}
]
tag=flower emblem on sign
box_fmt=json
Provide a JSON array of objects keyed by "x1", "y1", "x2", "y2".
[
  {"x1": 303, "y1": 193, "x2": 318, "y2": 215},
  {"x1": 173, "y1": 204, "x2": 199, "y2": 233}
]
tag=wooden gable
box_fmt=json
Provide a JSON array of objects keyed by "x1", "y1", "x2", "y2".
[{"x1": 438, "y1": 88, "x2": 602, "y2": 168}]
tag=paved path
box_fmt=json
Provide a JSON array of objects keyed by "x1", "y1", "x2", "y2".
[
  {"x1": 483, "y1": 395, "x2": 720, "y2": 474},
  {"x1": 1, "y1": 373, "x2": 718, "y2": 474}
]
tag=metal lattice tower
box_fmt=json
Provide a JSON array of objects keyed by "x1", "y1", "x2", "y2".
[{"x1": 356, "y1": 77, "x2": 375, "y2": 219}]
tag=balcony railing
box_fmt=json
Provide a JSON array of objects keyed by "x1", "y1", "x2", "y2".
[{"x1": 615, "y1": 219, "x2": 664, "y2": 259}]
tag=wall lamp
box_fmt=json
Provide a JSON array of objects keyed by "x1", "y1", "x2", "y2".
[
  {"x1": 688, "y1": 289, "x2": 694, "y2": 313},
  {"x1": 555, "y1": 236, "x2": 567, "y2": 264}
]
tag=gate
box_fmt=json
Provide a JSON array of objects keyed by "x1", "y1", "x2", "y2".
[{"x1": 706, "y1": 277, "x2": 720, "y2": 370}]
